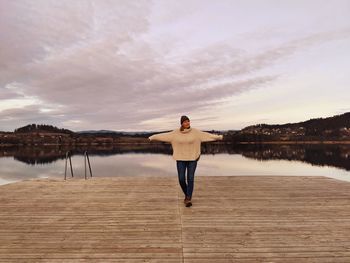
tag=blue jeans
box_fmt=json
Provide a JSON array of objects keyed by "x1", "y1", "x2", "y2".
[{"x1": 176, "y1": 160, "x2": 198, "y2": 199}]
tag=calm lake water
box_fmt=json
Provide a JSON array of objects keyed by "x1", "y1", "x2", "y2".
[{"x1": 1, "y1": 143, "x2": 350, "y2": 185}]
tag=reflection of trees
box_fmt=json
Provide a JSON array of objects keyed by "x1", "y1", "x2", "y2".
[
  {"x1": 1, "y1": 143, "x2": 350, "y2": 171},
  {"x1": 3, "y1": 145, "x2": 69, "y2": 165},
  {"x1": 0, "y1": 144, "x2": 173, "y2": 165},
  {"x1": 224, "y1": 144, "x2": 350, "y2": 171},
  {"x1": 198, "y1": 143, "x2": 350, "y2": 171}
]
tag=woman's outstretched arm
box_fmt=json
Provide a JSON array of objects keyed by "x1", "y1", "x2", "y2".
[
  {"x1": 148, "y1": 130, "x2": 175, "y2": 143},
  {"x1": 198, "y1": 130, "x2": 223, "y2": 142}
]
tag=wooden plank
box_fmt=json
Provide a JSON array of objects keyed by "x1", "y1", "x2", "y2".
[
  {"x1": 0, "y1": 176, "x2": 182, "y2": 261},
  {"x1": 181, "y1": 176, "x2": 350, "y2": 262},
  {"x1": 1, "y1": 175, "x2": 350, "y2": 261}
]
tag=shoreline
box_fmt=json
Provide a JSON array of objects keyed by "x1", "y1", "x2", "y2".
[{"x1": 1, "y1": 140, "x2": 350, "y2": 147}]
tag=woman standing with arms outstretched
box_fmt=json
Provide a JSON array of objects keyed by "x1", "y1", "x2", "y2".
[{"x1": 148, "y1": 115, "x2": 223, "y2": 207}]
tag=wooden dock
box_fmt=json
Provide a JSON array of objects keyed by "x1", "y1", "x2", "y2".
[{"x1": 1, "y1": 175, "x2": 350, "y2": 262}]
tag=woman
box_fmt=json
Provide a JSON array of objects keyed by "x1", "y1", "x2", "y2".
[{"x1": 148, "y1": 115, "x2": 223, "y2": 207}]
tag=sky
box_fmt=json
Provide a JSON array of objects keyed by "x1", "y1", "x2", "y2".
[{"x1": 1, "y1": 0, "x2": 350, "y2": 132}]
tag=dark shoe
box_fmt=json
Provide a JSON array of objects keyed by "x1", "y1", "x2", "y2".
[
  {"x1": 185, "y1": 200, "x2": 192, "y2": 207},
  {"x1": 184, "y1": 197, "x2": 192, "y2": 207}
]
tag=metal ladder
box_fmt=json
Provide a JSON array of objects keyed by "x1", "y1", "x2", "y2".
[{"x1": 64, "y1": 151, "x2": 93, "y2": 180}]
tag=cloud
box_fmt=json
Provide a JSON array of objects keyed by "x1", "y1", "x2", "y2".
[
  {"x1": 0, "y1": 1, "x2": 349, "y2": 131},
  {"x1": 0, "y1": 87, "x2": 22, "y2": 100}
]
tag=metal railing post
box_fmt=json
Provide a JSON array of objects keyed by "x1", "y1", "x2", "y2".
[
  {"x1": 64, "y1": 151, "x2": 74, "y2": 180},
  {"x1": 64, "y1": 151, "x2": 92, "y2": 180},
  {"x1": 84, "y1": 151, "x2": 93, "y2": 179}
]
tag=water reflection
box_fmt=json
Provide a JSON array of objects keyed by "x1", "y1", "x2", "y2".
[
  {"x1": 1, "y1": 151, "x2": 350, "y2": 186},
  {"x1": 1, "y1": 143, "x2": 350, "y2": 172},
  {"x1": 225, "y1": 144, "x2": 350, "y2": 171},
  {"x1": 0, "y1": 144, "x2": 171, "y2": 165}
]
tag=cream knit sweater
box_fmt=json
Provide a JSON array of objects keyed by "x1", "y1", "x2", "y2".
[{"x1": 148, "y1": 127, "x2": 223, "y2": 161}]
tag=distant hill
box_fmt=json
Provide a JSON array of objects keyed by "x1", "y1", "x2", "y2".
[
  {"x1": 2, "y1": 112, "x2": 350, "y2": 145},
  {"x1": 244, "y1": 112, "x2": 350, "y2": 130},
  {"x1": 226, "y1": 112, "x2": 350, "y2": 142},
  {"x1": 14, "y1": 124, "x2": 74, "y2": 134},
  {"x1": 77, "y1": 130, "x2": 158, "y2": 136}
]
